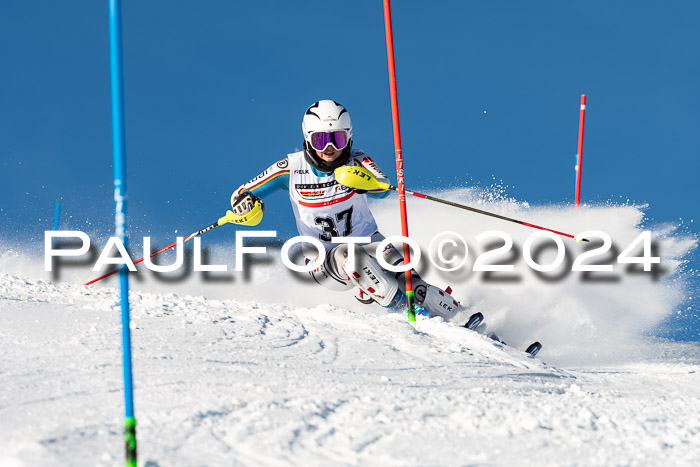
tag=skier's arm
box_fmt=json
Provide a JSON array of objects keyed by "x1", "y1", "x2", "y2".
[
  {"x1": 230, "y1": 159, "x2": 290, "y2": 205},
  {"x1": 228, "y1": 159, "x2": 290, "y2": 224},
  {"x1": 354, "y1": 153, "x2": 391, "y2": 199}
]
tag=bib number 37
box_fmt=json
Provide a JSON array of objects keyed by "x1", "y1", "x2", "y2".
[{"x1": 315, "y1": 207, "x2": 354, "y2": 241}]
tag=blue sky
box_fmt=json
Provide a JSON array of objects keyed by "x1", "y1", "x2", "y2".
[{"x1": 1, "y1": 1, "x2": 698, "y2": 335}]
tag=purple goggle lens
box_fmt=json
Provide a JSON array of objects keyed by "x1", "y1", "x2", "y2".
[{"x1": 309, "y1": 130, "x2": 349, "y2": 151}]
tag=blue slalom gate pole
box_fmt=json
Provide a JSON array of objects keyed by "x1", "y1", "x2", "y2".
[
  {"x1": 108, "y1": 0, "x2": 137, "y2": 465},
  {"x1": 53, "y1": 201, "x2": 60, "y2": 230}
]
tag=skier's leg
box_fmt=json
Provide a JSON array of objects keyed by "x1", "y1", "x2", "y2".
[
  {"x1": 306, "y1": 236, "x2": 463, "y2": 318},
  {"x1": 328, "y1": 242, "x2": 408, "y2": 312},
  {"x1": 364, "y1": 236, "x2": 466, "y2": 320},
  {"x1": 306, "y1": 243, "x2": 404, "y2": 311},
  {"x1": 307, "y1": 246, "x2": 354, "y2": 292}
]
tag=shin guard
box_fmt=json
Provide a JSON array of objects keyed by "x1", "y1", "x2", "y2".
[{"x1": 341, "y1": 245, "x2": 399, "y2": 307}]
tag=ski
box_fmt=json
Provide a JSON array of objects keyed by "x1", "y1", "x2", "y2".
[
  {"x1": 525, "y1": 341, "x2": 542, "y2": 357},
  {"x1": 463, "y1": 313, "x2": 543, "y2": 357},
  {"x1": 451, "y1": 287, "x2": 543, "y2": 357},
  {"x1": 464, "y1": 312, "x2": 484, "y2": 330}
]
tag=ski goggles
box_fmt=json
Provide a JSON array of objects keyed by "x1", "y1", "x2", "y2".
[{"x1": 308, "y1": 130, "x2": 350, "y2": 151}]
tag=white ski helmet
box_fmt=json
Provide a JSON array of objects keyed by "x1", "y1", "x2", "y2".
[
  {"x1": 302, "y1": 99, "x2": 353, "y2": 145},
  {"x1": 302, "y1": 100, "x2": 354, "y2": 172}
]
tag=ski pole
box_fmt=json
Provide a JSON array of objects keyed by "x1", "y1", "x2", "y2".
[
  {"x1": 84, "y1": 220, "x2": 221, "y2": 285},
  {"x1": 84, "y1": 206, "x2": 262, "y2": 286},
  {"x1": 335, "y1": 166, "x2": 588, "y2": 242}
]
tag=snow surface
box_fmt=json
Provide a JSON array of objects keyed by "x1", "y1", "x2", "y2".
[{"x1": 1, "y1": 189, "x2": 699, "y2": 465}]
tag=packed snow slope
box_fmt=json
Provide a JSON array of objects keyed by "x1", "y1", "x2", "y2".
[
  {"x1": 1, "y1": 274, "x2": 699, "y2": 466},
  {"x1": 1, "y1": 187, "x2": 698, "y2": 465}
]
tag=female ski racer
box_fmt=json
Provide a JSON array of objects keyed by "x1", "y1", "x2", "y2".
[{"x1": 228, "y1": 100, "x2": 466, "y2": 319}]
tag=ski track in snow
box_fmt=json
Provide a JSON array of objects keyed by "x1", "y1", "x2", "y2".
[{"x1": 1, "y1": 274, "x2": 699, "y2": 466}]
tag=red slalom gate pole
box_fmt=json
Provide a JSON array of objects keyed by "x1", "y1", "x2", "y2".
[
  {"x1": 575, "y1": 94, "x2": 587, "y2": 207},
  {"x1": 383, "y1": 0, "x2": 415, "y2": 323}
]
